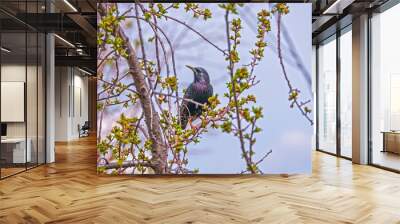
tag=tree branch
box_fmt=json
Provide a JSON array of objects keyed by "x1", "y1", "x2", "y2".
[
  {"x1": 100, "y1": 3, "x2": 167, "y2": 174},
  {"x1": 98, "y1": 160, "x2": 154, "y2": 170},
  {"x1": 276, "y1": 14, "x2": 313, "y2": 125},
  {"x1": 163, "y1": 14, "x2": 228, "y2": 56},
  {"x1": 225, "y1": 10, "x2": 253, "y2": 172}
]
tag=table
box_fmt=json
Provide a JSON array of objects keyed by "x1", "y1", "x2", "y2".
[{"x1": 0, "y1": 138, "x2": 31, "y2": 164}]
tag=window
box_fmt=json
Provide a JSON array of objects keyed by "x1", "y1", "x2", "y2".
[
  {"x1": 0, "y1": 0, "x2": 47, "y2": 179},
  {"x1": 316, "y1": 25, "x2": 353, "y2": 159},
  {"x1": 370, "y1": 3, "x2": 400, "y2": 171},
  {"x1": 339, "y1": 28, "x2": 352, "y2": 158},
  {"x1": 317, "y1": 36, "x2": 337, "y2": 154}
]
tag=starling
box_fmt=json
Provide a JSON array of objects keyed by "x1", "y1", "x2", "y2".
[{"x1": 180, "y1": 65, "x2": 213, "y2": 129}]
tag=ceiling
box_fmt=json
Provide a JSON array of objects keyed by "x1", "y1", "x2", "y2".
[
  {"x1": 311, "y1": 0, "x2": 391, "y2": 44},
  {"x1": 0, "y1": 0, "x2": 97, "y2": 74},
  {"x1": 0, "y1": 0, "x2": 396, "y2": 72}
]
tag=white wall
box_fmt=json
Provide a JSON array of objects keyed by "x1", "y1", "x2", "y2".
[
  {"x1": 1, "y1": 82, "x2": 25, "y2": 122},
  {"x1": 71, "y1": 73, "x2": 89, "y2": 138},
  {"x1": 54, "y1": 67, "x2": 89, "y2": 141},
  {"x1": 55, "y1": 66, "x2": 69, "y2": 141}
]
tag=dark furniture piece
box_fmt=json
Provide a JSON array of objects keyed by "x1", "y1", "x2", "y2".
[
  {"x1": 78, "y1": 121, "x2": 90, "y2": 138},
  {"x1": 382, "y1": 131, "x2": 400, "y2": 154},
  {"x1": 1, "y1": 123, "x2": 7, "y2": 137}
]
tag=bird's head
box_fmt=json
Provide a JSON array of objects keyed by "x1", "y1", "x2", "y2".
[{"x1": 186, "y1": 65, "x2": 210, "y2": 84}]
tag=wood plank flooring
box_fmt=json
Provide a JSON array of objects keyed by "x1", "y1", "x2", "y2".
[
  {"x1": 0, "y1": 167, "x2": 26, "y2": 177},
  {"x1": 0, "y1": 136, "x2": 400, "y2": 223}
]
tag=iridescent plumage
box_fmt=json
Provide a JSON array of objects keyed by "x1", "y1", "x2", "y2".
[{"x1": 180, "y1": 66, "x2": 213, "y2": 129}]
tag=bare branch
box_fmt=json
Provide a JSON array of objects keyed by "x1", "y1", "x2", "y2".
[
  {"x1": 98, "y1": 160, "x2": 154, "y2": 170},
  {"x1": 163, "y1": 14, "x2": 228, "y2": 56},
  {"x1": 255, "y1": 149, "x2": 273, "y2": 166},
  {"x1": 152, "y1": 91, "x2": 205, "y2": 108},
  {"x1": 276, "y1": 14, "x2": 313, "y2": 125}
]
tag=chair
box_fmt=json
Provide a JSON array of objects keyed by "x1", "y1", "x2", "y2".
[{"x1": 78, "y1": 121, "x2": 90, "y2": 138}]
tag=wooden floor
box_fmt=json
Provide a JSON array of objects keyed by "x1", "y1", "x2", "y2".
[
  {"x1": 1, "y1": 136, "x2": 400, "y2": 223},
  {"x1": 373, "y1": 151, "x2": 400, "y2": 171},
  {"x1": 0, "y1": 167, "x2": 26, "y2": 178}
]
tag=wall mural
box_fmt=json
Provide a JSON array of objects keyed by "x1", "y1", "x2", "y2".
[{"x1": 97, "y1": 2, "x2": 313, "y2": 175}]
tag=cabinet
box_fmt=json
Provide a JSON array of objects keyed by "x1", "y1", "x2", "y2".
[{"x1": 382, "y1": 132, "x2": 400, "y2": 154}]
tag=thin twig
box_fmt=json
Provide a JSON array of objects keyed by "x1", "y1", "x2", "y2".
[
  {"x1": 225, "y1": 10, "x2": 253, "y2": 172},
  {"x1": 255, "y1": 149, "x2": 273, "y2": 165},
  {"x1": 152, "y1": 91, "x2": 205, "y2": 108},
  {"x1": 276, "y1": 14, "x2": 313, "y2": 125},
  {"x1": 99, "y1": 160, "x2": 154, "y2": 170},
  {"x1": 163, "y1": 14, "x2": 228, "y2": 56}
]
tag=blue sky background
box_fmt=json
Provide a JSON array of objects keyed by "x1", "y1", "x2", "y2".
[{"x1": 100, "y1": 3, "x2": 312, "y2": 174}]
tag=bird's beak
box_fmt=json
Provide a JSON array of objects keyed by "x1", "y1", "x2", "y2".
[{"x1": 185, "y1": 65, "x2": 194, "y2": 71}]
